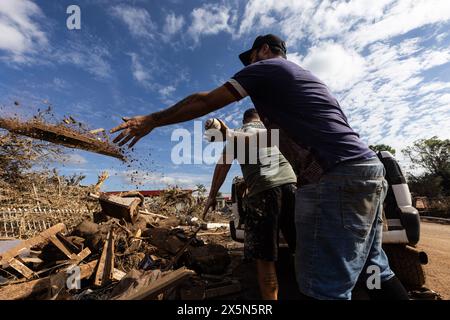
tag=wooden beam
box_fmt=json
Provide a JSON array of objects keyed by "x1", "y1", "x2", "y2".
[
  {"x1": 139, "y1": 209, "x2": 168, "y2": 220},
  {"x1": 0, "y1": 260, "x2": 98, "y2": 300},
  {"x1": 56, "y1": 233, "x2": 82, "y2": 252},
  {"x1": 94, "y1": 230, "x2": 115, "y2": 287},
  {"x1": 0, "y1": 223, "x2": 66, "y2": 268},
  {"x1": 76, "y1": 248, "x2": 91, "y2": 261},
  {"x1": 49, "y1": 235, "x2": 76, "y2": 260},
  {"x1": 116, "y1": 267, "x2": 195, "y2": 300},
  {"x1": 8, "y1": 258, "x2": 37, "y2": 280}
]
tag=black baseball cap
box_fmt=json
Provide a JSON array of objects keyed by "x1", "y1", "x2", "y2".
[
  {"x1": 239, "y1": 34, "x2": 287, "y2": 66},
  {"x1": 243, "y1": 108, "x2": 259, "y2": 121}
]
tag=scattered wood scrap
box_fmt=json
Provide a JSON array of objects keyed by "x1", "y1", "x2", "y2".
[
  {"x1": 0, "y1": 223, "x2": 92, "y2": 281},
  {"x1": 49, "y1": 233, "x2": 91, "y2": 262},
  {"x1": 8, "y1": 257, "x2": 37, "y2": 280},
  {"x1": 115, "y1": 267, "x2": 195, "y2": 300},
  {"x1": 0, "y1": 260, "x2": 98, "y2": 300},
  {"x1": 0, "y1": 188, "x2": 239, "y2": 300},
  {"x1": 0, "y1": 223, "x2": 66, "y2": 268},
  {"x1": 0, "y1": 118, "x2": 124, "y2": 160}
]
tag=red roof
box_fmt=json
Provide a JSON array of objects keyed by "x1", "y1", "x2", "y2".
[{"x1": 104, "y1": 190, "x2": 193, "y2": 197}]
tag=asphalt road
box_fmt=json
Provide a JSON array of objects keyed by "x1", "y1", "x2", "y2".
[{"x1": 418, "y1": 221, "x2": 450, "y2": 300}]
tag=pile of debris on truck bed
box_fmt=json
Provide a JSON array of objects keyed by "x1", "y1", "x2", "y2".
[{"x1": 0, "y1": 191, "x2": 244, "y2": 300}]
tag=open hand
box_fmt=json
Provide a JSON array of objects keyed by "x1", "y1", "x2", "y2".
[{"x1": 110, "y1": 115, "x2": 155, "y2": 148}]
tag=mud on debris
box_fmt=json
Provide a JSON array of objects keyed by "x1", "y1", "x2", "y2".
[{"x1": 0, "y1": 187, "x2": 247, "y2": 300}]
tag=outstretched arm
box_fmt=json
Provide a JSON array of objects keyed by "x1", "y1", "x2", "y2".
[
  {"x1": 111, "y1": 85, "x2": 238, "y2": 148},
  {"x1": 203, "y1": 152, "x2": 233, "y2": 220}
]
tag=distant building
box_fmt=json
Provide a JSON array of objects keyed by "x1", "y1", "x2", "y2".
[
  {"x1": 104, "y1": 189, "x2": 193, "y2": 198},
  {"x1": 216, "y1": 194, "x2": 231, "y2": 209}
]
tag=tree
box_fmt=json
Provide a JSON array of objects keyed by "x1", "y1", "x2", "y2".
[
  {"x1": 195, "y1": 183, "x2": 207, "y2": 198},
  {"x1": 369, "y1": 144, "x2": 396, "y2": 155},
  {"x1": 402, "y1": 136, "x2": 450, "y2": 196},
  {"x1": 406, "y1": 173, "x2": 443, "y2": 198}
]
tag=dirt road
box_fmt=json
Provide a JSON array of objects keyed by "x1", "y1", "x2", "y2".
[{"x1": 418, "y1": 221, "x2": 450, "y2": 300}]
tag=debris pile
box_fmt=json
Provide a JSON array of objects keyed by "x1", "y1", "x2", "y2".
[{"x1": 0, "y1": 191, "x2": 242, "y2": 300}]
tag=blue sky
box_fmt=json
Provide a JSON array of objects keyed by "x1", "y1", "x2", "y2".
[{"x1": 1, "y1": 0, "x2": 450, "y2": 194}]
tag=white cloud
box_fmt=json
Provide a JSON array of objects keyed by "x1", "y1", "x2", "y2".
[
  {"x1": 128, "y1": 52, "x2": 151, "y2": 84},
  {"x1": 436, "y1": 32, "x2": 448, "y2": 43},
  {"x1": 162, "y1": 13, "x2": 185, "y2": 41},
  {"x1": 339, "y1": 39, "x2": 450, "y2": 149},
  {"x1": 117, "y1": 170, "x2": 211, "y2": 189},
  {"x1": 238, "y1": 0, "x2": 315, "y2": 37},
  {"x1": 159, "y1": 85, "x2": 176, "y2": 97},
  {"x1": 126, "y1": 53, "x2": 189, "y2": 101},
  {"x1": 188, "y1": 4, "x2": 234, "y2": 43},
  {"x1": 238, "y1": 0, "x2": 450, "y2": 50},
  {"x1": 110, "y1": 5, "x2": 155, "y2": 39},
  {"x1": 346, "y1": 0, "x2": 450, "y2": 50},
  {"x1": 236, "y1": 0, "x2": 450, "y2": 152},
  {"x1": 0, "y1": 0, "x2": 47, "y2": 62},
  {"x1": 418, "y1": 82, "x2": 450, "y2": 95},
  {"x1": 158, "y1": 85, "x2": 177, "y2": 105},
  {"x1": 293, "y1": 42, "x2": 366, "y2": 92},
  {"x1": 0, "y1": 2, "x2": 112, "y2": 77},
  {"x1": 55, "y1": 40, "x2": 112, "y2": 79}
]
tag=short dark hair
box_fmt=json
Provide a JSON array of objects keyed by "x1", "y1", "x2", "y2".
[
  {"x1": 243, "y1": 108, "x2": 259, "y2": 122},
  {"x1": 269, "y1": 45, "x2": 287, "y2": 58},
  {"x1": 239, "y1": 34, "x2": 287, "y2": 66}
]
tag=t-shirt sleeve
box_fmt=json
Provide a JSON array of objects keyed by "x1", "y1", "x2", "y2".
[{"x1": 224, "y1": 62, "x2": 268, "y2": 100}]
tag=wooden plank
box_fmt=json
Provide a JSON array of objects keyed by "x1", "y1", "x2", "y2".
[
  {"x1": 0, "y1": 118, "x2": 124, "y2": 160},
  {"x1": 89, "y1": 128, "x2": 105, "y2": 134},
  {"x1": 20, "y1": 257, "x2": 43, "y2": 264},
  {"x1": 49, "y1": 235, "x2": 76, "y2": 259},
  {"x1": 112, "y1": 269, "x2": 126, "y2": 281},
  {"x1": 197, "y1": 231, "x2": 230, "y2": 237},
  {"x1": 139, "y1": 209, "x2": 168, "y2": 220},
  {"x1": 8, "y1": 258, "x2": 37, "y2": 279},
  {"x1": 107, "y1": 232, "x2": 115, "y2": 282},
  {"x1": 76, "y1": 248, "x2": 91, "y2": 261},
  {"x1": 56, "y1": 233, "x2": 82, "y2": 253},
  {"x1": 49, "y1": 234, "x2": 91, "y2": 263},
  {"x1": 0, "y1": 260, "x2": 98, "y2": 300},
  {"x1": 94, "y1": 230, "x2": 115, "y2": 286},
  {"x1": 0, "y1": 223, "x2": 66, "y2": 268},
  {"x1": 116, "y1": 267, "x2": 195, "y2": 300}
]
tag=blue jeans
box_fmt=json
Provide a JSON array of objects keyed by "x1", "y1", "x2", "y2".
[{"x1": 295, "y1": 157, "x2": 395, "y2": 300}]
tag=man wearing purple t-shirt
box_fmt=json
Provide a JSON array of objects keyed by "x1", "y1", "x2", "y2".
[{"x1": 111, "y1": 34, "x2": 409, "y2": 300}]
